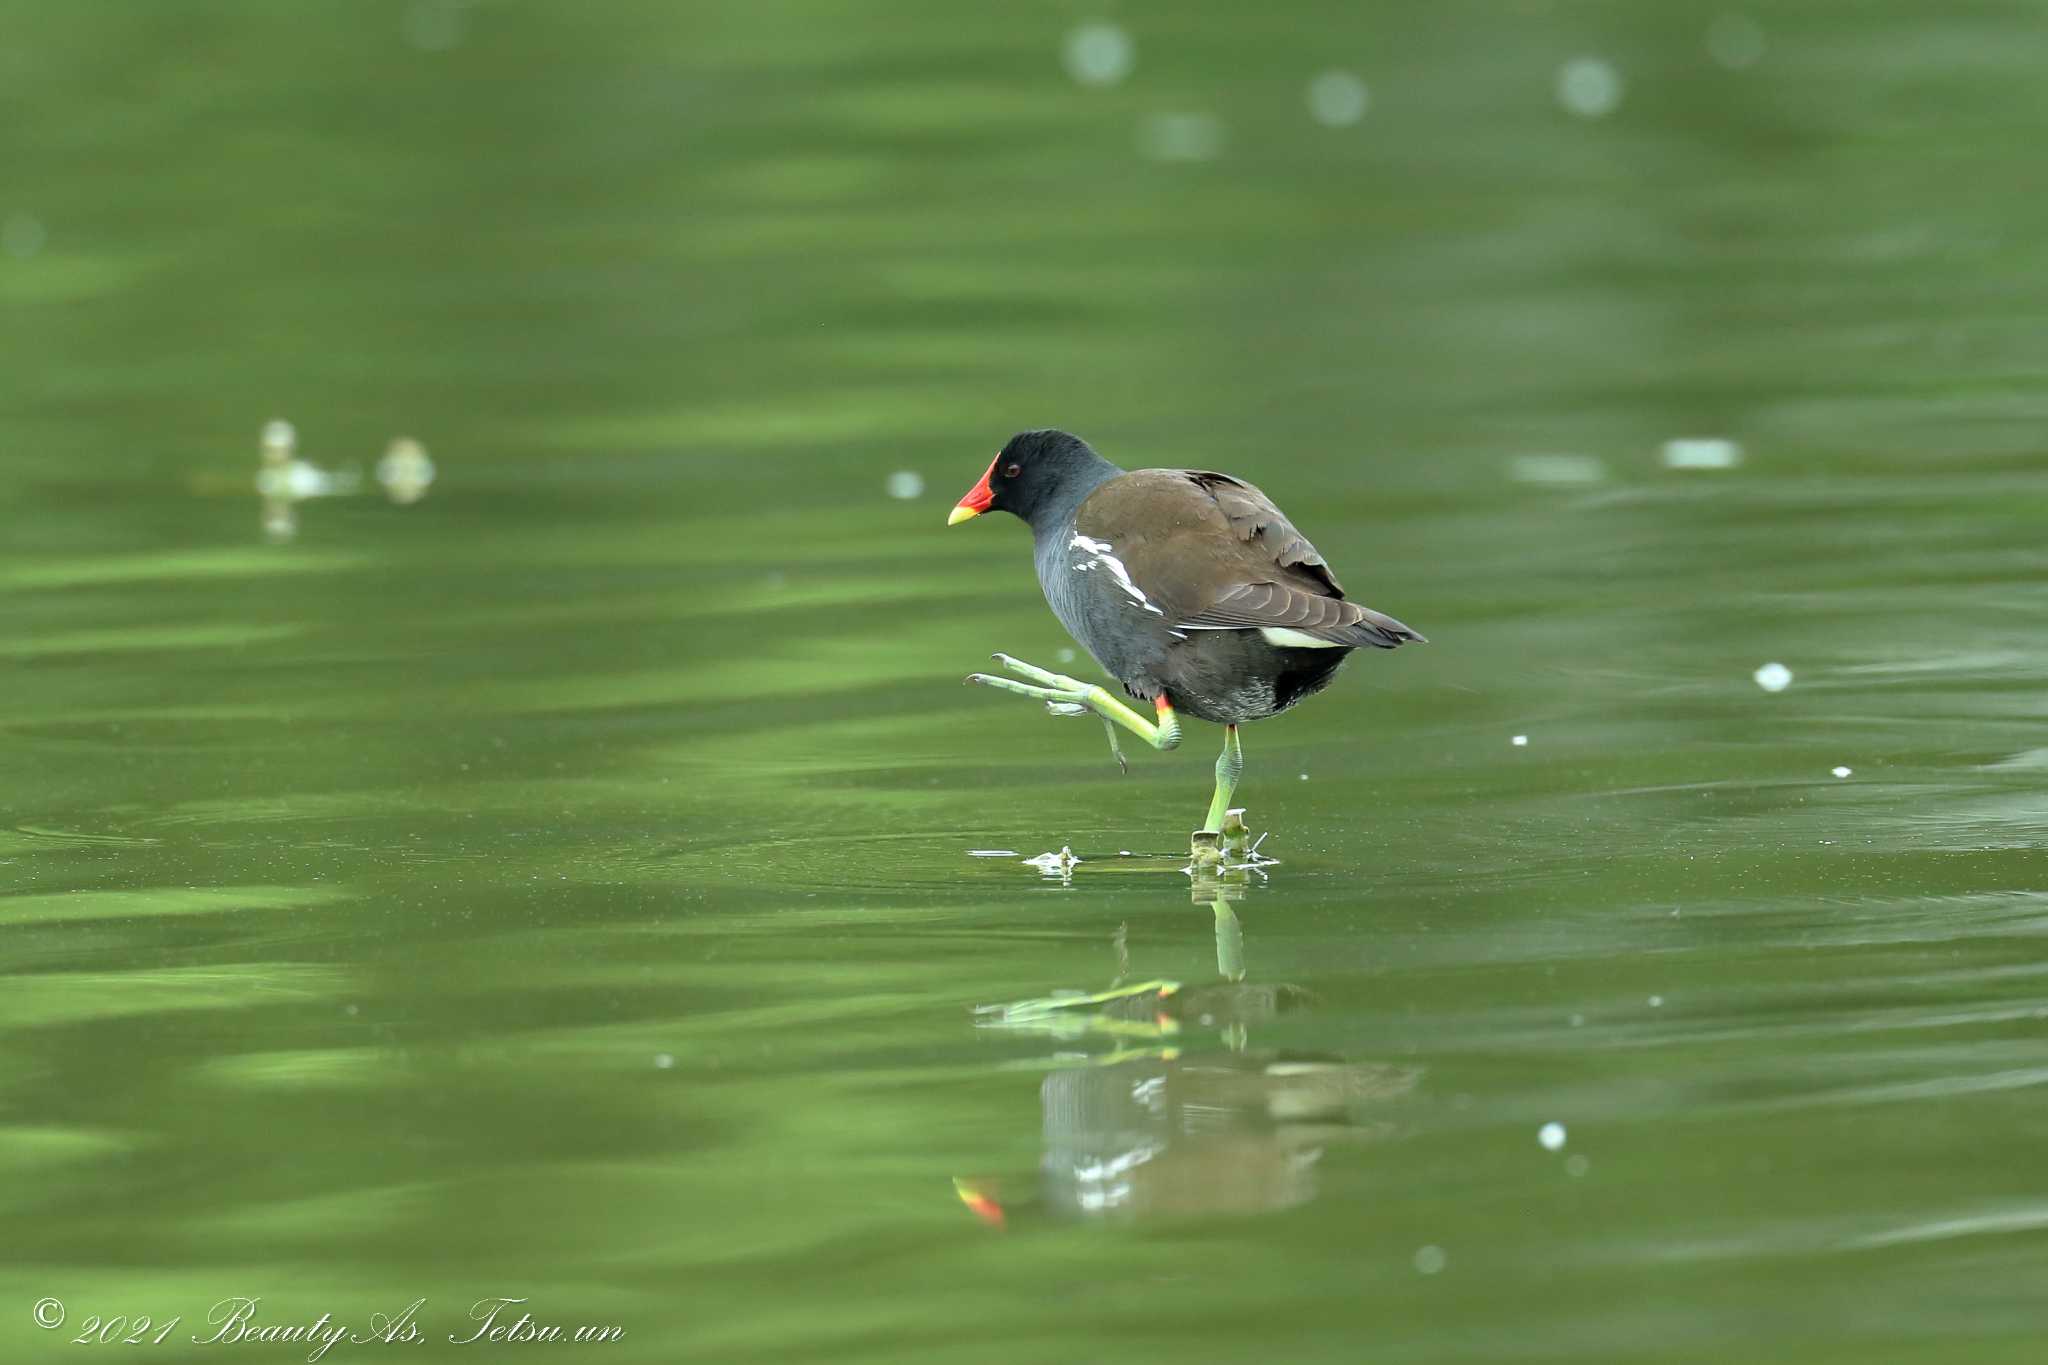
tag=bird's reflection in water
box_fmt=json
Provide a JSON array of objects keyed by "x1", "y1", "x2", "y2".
[{"x1": 959, "y1": 869, "x2": 1420, "y2": 1226}]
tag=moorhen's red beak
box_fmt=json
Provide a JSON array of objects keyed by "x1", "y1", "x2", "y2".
[{"x1": 947, "y1": 457, "x2": 998, "y2": 525}]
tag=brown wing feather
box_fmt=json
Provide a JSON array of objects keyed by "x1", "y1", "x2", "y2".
[
  {"x1": 1183, "y1": 470, "x2": 1346, "y2": 598},
  {"x1": 1072, "y1": 468, "x2": 1424, "y2": 648},
  {"x1": 1184, "y1": 583, "x2": 1424, "y2": 647}
]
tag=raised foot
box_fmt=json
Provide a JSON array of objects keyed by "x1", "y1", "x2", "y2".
[
  {"x1": 989, "y1": 652, "x2": 1083, "y2": 688},
  {"x1": 964, "y1": 652, "x2": 1095, "y2": 711},
  {"x1": 964, "y1": 652, "x2": 1182, "y2": 757}
]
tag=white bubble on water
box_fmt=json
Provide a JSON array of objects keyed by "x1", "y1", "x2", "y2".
[
  {"x1": 1138, "y1": 112, "x2": 1224, "y2": 163},
  {"x1": 1412, "y1": 1245, "x2": 1447, "y2": 1275},
  {"x1": 1648, "y1": 994, "x2": 1665, "y2": 1008},
  {"x1": 1512, "y1": 734, "x2": 1529, "y2": 747},
  {"x1": 1753, "y1": 662, "x2": 1793, "y2": 692},
  {"x1": 653, "y1": 1053, "x2": 675, "y2": 1070},
  {"x1": 1661, "y1": 437, "x2": 1743, "y2": 470},
  {"x1": 1832, "y1": 765, "x2": 1853, "y2": 778},
  {"x1": 1055, "y1": 647, "x2": 1078, "y2": 664},
  {"x1": 377, "y1": 437, "x2": 436, "y2": 505},
  {"x1": 1708, "y1": 14, "x2": 1766, "y2": 69},
  {"x1": 1063, "y1": 21, "x2": 1134, "y2": 88},
  {"x1": 1539, "y1": 1121, "x2": 1568, "y2": 1151},
  {"x1": 1306, "y1": 70, "x2": 1370, "y2": 126},
  {"x1": 2, "y1": 211, "x2": 47, "y2": 260},
  {"x1": 1556, "y1": 56, "x2": 1623, "y2": 119},
  {"x1": 885, "y1": 470, "x2": 924, "y2": 500},
  {"x1": 1566, "y1": 1154, "x2": 1591, "y2": 1178}
]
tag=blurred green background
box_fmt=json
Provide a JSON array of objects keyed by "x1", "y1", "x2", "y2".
[{"x1": 5, "y1": 2, "x2": 2047, "y2": 1362}]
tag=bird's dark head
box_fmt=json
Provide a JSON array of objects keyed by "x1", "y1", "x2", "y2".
[{"x1": 947, "y1": 430, "x2": 1117, "y2": 530}]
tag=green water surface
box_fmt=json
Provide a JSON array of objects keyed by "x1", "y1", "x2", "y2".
[{"x1": 5, "y1": 3, "x2": 2047, "y2": 1362}]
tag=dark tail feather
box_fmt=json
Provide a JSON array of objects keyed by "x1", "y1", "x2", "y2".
[{"x1": 1348, "y1": 605, "x2": 1426, "y2": 649}]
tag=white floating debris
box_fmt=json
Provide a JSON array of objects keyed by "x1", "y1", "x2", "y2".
[
  {"x1": 1832, "y1": 765, "x2": 1853, "y2": 779},
  {"x1": 1707, "y1": 13, "x2": 1766, "y2": 69},
  {"x1": 1412, "y1": 1245, "x2": 1447, "y2": 1275},
  {"x1": 1538, "y1": 1121, "x2": 1567, "y2": 1151},
  {"x1": 1512, "y1": 734, "x2": 1529, "y2": 747},
  {"x1": 283, "y1": 463, "x2": 333, "y2": 498},
  {"x1": 1138, "y1": 112, "x2": 1224, "y2": 163},
  {"x1": 967, "y1": 849, "x2": 1019, "y2": 858},
  {"x1": 1305, "y1": 70, "x2": 1370, "y2": 127},
  {"x1": 376, "y1": 437, "x2": 436, "y2": 504},
  {"x1": 258, "y1": 460, "x2": 355, "y2": 500},
  {"x1": 256, "y1": 418, "x2": 360, "y2": 517},
  {"x1": 2, "y1": 211, "x2": 48, "y2": 261},
  {"x1": 1753, "y1": 662, "x2": 1793, "y2": 692},
  {"x1": 1648, "y1": 995, "x2": 1665, "y2": 1008},
  {"x1": 884, "y1": 469, "x2": 924, "y2": 500},
  {"x1": 1661, "y1": 437, "x2": 1743, "y2": 470},
  {"x1": 1023, "y1": 847, "x2": 1080, "y2": 873},
  {"x1": 261, "y1": 500, "x2": 297, "y2": 544},
  {"x1": 1298, "y1": 773, "x2": 1309, "y2": 781},
  {"x1": 1062, "y1": 20, "x2": 1134, "y2": 88},
  {"x1": 1509, "y1": 453, "x2": 1606, "y2": 485},
  {"x1": 653, "y1": 1053, "x2": 675, "y2": 1070},
  {"x1": 1556, "y1": 56, "x2": 1624, "y2": 119}
]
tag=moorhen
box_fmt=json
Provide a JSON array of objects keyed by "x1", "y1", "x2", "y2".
[{"x1": 948, "y1": 429, "x2": 1424, "y2": 850}]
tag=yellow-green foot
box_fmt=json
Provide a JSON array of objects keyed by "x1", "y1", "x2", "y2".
[{"x1": 966, "y1": 654, "x2": 1183, "y2": 765}]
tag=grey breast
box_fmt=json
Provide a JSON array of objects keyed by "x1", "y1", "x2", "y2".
[{"x1": 1033, "y1": 516, "x2": 1164, "y2": 684}]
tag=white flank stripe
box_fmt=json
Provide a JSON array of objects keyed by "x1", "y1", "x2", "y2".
[{"x1": 1069, "y1": 534, "x2": 1165, "y2": 616}]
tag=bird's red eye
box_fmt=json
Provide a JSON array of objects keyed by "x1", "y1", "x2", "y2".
[{"x1": 1004, "y1": 463, "x2": 1021, "y2": 478}]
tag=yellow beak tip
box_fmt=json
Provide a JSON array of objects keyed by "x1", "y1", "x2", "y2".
[{"x1": 946, "y1": 504, "x2": 982, "y2": 526}]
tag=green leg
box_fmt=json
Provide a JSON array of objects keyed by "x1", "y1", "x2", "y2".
[
  {"x1": 966, "y1": 654, "x2": 1183, "y2": 754},
  {"x1": 1203, "y1": 724, "x2": 1243, "y2": 834}
]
